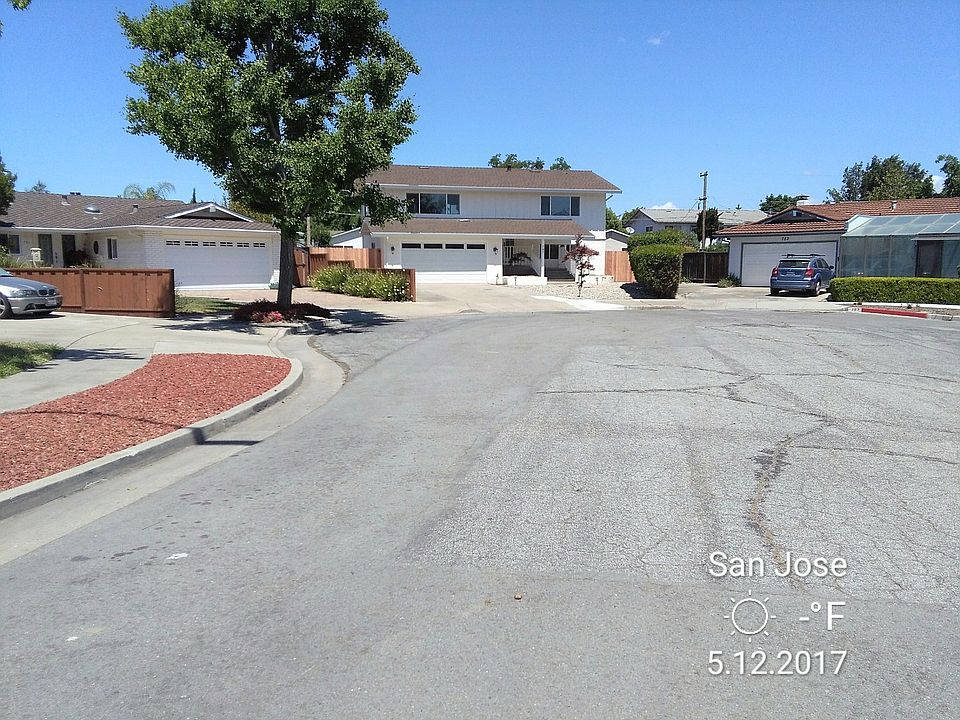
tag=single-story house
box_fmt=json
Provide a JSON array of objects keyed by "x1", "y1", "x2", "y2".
[
  {"x1": 0, "y1": 192, "x2": 281, "y2": 288},
  {"x1": 721, "y1": 197, "x2": 960, "y2": 286},
  {"x1": 605, "y1": 228, "x2": 630, "y2": 251},
  {"x1": 624, "y1": 207, "x2": 767, "y2": 235},
  {"x1": 331, "y1": 164, "x2": 621, "y2": 285}
]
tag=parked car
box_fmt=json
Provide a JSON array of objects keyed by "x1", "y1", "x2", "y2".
[
  {"x1": 770, "y1": 254, "x2": 835, "y2": 296},
  {"x1": 0, "y1": 269, "x2": 63, "y2": 318}
]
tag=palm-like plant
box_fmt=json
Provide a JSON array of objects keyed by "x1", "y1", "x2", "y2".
[{"x1": 123, "y1": 181, "x2": 175, "y2": 200}]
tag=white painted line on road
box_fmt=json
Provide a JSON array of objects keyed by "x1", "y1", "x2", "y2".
[{"x1": 533, "y1": 296, "x2": 625, "y2": 311}]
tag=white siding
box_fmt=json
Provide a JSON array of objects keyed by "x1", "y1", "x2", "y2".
[{"x1": 386, "y1": 188, "x2": 608, "y2": 231}]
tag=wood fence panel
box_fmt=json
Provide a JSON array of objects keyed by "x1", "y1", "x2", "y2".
[
  {"x1": 3, "y1": 267, "x2": 175, "y2": 317},
  {"x1": 294, "y1": 250, "x2": 308, "y2": 286},
  {"x1": 605, "y1": 251, "x2": 634, "y2": 282},
  {"x1": 306, "y1": 247, "x2": 383, "y2": 274},
  {"x1": 682, "y1": 252, "x2": 729, "y2": 283}
]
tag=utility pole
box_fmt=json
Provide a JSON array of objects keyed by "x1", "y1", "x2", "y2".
[{"x1": 699, "y1": 171, "x2": 708, "y2": 251}]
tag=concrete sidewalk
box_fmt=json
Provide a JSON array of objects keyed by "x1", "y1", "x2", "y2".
[{"x1": 1, "y1": 312, "x2": 290, "y2": 413}]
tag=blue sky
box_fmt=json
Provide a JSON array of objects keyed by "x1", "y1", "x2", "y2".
[{"x1": 1, "y1": 0, "x2": 957, "y2": 215}]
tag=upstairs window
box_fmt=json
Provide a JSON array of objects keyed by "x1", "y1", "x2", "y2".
[
  {"x1": 406, "y1": 192, "x2": 460, "y2": 215},
  {"x1": 541, "y1": 196, "x2": 580, "y2": 217}
]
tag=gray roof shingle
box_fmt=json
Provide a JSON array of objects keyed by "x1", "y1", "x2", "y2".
[
  {"x1": 368, "y1": 165, "x2": 620, "y2": 193},
  {"x1": 0, "y1": 192, "x2": 277, "y2": 232}
]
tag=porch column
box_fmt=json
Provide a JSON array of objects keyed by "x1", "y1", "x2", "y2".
[{"x1": 539, "y1": 239, "x2": 545, "y2": 277}]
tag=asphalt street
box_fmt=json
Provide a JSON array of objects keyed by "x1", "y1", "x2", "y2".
[{"x1": 2, "y1": 309, "x2": 959, "y2": 719}]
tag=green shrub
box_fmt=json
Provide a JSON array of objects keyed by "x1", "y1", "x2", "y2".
[
  {"x1": 0, "y1": 252, "x2": 29, "y2": 268},
  {"x1": 307, "y1": 266, "x2": 409, "y2": 301},
  {"x1": 630, "y1": 244, "x2": 687, "y2": 298},
  {"x1": 717, "y1": 273, "x2": 741, "y2": 288},
  {"x1": 308, "y1": 265, "x2": 354, "y2": 293},
  {"x1": 628, "y1": 228, "x2": 698, "y2": 251},
  {"x1": 829, "y1": 277, "x2": 960, "y2": 304}
]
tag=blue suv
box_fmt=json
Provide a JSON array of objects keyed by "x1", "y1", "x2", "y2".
[{"x1": 770, "y1": 254, "x2": 835, "y2": 296}]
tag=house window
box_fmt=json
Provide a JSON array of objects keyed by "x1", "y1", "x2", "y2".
[
  {"x1": 237, "y1": 242, "x2": 250, "y2": 248},
  {"x1": 401, "y1": 242, "x2": 421, "y2": 249},
  {"x1": 166, "y1": 240, "x2": 181, "y2": 246},
  {"x1": 466, "y1": 243, "x2": 485, "y2": 250},
  {"x1": 184, "y1": 240, "x2": 199, "y2": 247},
  {"x1": 202, "y1": 241, "x2": 216, "y2": 246},
  {"x1": 107, "y1": 238, "x2": 119, "y2": 259},
  {"x1": 423, "y1": 243, "x2": 442, "y2": 249},
  {"x1": 544, "y1": 244, "x2": 561, "y2": 260},
  {"x1": 1, "y1": 233, "x2": 20, "y2": 254},
  {"x1": 645, "y1": 226, "x2": 653, "y2": 232},
  {"x1": 540, "y1": 196, "x2": 580, "y2": 217},
  {"x1": 665, "y1": 225, "x2": 675, "y2": 230},
  {"x1": 406, "y1": 193, "x2": 460, "y2": 215},
  {"x1": 220, "y1": 242, "x2": 233, "y2": 247},
  {"x1": 253, "y1": 242, "x2": 266, "y2": 248},
  {"x1": 445, "y1": 243, "x2": 464, "y2": 249}
]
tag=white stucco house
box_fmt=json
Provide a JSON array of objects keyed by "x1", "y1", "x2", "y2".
[
  {"x1": 331, "y1": 164, "x2": 621, "y2": 284},
  {"x1": 721, "y1": 197, "x2": 960, "y2": 286},
  {"x1": 0, "y1": 192, "x2": 280, "y2": 288},
  {"x1": 624, "y1": 207, "x2": 767, "y2": 236}
]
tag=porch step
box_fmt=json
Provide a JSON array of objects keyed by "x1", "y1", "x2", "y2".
[{"x1": 545, "y1": 268, "x2": 575, "y2": 282}]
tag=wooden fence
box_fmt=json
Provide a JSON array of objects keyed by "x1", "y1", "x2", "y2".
[
  {"x1": 682, "y1": 252, "x2": 729, "y2": 283},
  {"x1": 292, "y1": 250, "x2": 415, "y2": 301},
  {"x1": 294, "y1": 247, "x2": 383, "y2": 285},
  {"x1": 605, "y1": 250, "x2": 634, "y2": 282},
  {"x1": 4, "y1": 267, "x2": 175, "y2": 318}
]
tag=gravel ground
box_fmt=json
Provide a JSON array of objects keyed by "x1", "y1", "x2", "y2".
[
  {"x1": 510, "y1": 281, "x2": 652, "y2": 302},
  {"x1": 0, "y1": 353, "x2": 290, "y2": 491}
]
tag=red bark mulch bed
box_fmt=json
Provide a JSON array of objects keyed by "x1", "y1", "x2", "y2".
[{"x1": 0, "y1": 353, "x2": 290, "y2": 492}]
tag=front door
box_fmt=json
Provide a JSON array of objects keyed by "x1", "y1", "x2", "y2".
[
  {"x1": 61, "y1": 235, "x2": 77, "y2": 265},
  {"x1": 544, "y1": 243, "x2": 564, "y2": 269},
  {"x1": 38, "y1": 234, "x2": 54, "y2": 266},
  {"x1": 916, "y1": 240, "x2": 943, "y2": 277}
]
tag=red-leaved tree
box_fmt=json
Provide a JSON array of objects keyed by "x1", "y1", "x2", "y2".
[{"x1": 561, "y1": 233, "x2": 600, "y2": 297}]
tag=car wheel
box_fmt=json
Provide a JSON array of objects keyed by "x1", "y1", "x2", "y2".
[
  {"x1": 770, "y1": 288, "x2": 780, "y2": 296},
  {"x1": 810, "y1": 281, "x2": 821, "y2": 296},
  {"x1": 0, "y1": 296, "x2": 12, "y2": 319}
]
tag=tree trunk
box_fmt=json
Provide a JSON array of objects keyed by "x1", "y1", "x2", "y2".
[{"x1": 276, "y1": 228, "x2": 296, "y2": 309}]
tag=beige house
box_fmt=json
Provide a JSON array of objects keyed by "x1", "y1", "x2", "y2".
[{"x1": 1, "y1": 192, "x2": 280, "y2": 288}]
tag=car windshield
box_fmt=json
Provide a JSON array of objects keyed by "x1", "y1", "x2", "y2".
[
  {"x1": 0, "y1": 268, "x2": 12, "y2": 276},
  {"x1": 778, "y1": 259, "x2": 810, "y2": 268}
]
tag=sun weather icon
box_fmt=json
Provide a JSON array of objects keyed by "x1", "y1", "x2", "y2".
[{"x1": 724, "y1": 589, "x2": 775, "y2": 642}]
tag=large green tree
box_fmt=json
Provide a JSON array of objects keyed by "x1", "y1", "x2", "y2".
[
  {"x1": 759, "y1": 193, "x2": 802, "y2": 214},
  {"x1": 488, "y1": 154, "x2": 571, "y2": 170},
  {"x1": 120, "y1": 0, "x2": 419, "y2": 306},
  {"x1": 828, "y1": 155, "x2": 934, "y2": 202},
  {"x1": 0, "y1": 153, "x2": 16, "y2": 216},
  {"x1": 937, "y1": 154, "x2": 960, "y2": 197},
  {"x1": 0, "y1": 0, "x2": 31, "y2": 39}
]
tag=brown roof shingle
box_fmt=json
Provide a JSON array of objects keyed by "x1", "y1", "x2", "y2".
[
  {"x1": 368, "y1": 217, "x2": 591, "y2": 237},
  {"x1": 723, "y1": 197, "x2": 960, "y2": 236},
  {"x1": 368, "y1": 165, "x2": 620, "y2": 193}
]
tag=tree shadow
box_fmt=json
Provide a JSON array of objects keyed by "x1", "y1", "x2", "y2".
[
  {"x1": 158, "y1": 316, "x2": 261, "y2": 334},
  {"x1": 617, "y1": 282, "x2": 669, "y2": 299},
  {"x1": 317, "y1": 309, "x2": 404, "y2": 334}
]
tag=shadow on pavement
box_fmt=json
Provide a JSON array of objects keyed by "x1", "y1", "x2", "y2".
[{"x1": 321, "y1": 309, "x2": 404, "y2": 334}]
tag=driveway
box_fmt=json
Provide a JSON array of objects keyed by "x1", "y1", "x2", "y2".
[{"x1": 1, "y1": 310, "x2": 957, "y2": 718}]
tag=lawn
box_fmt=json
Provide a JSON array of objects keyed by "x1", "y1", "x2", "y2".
[
  {"x1": 175, "y1": 295, "x2": 240, "y2": 315},
  {"x1": 0, "y1": 342, "x2": 63, "y2": 378}
]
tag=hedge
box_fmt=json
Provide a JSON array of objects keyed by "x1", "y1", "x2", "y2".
[
  {"x1": 630, "y1": 243, "x2": 687, "y2": 298},
  {"x1": 308, "y1": 266, "x2": 409, "y2": 301},
  {"x1": 829, "y1": 277, "x2": 960, "y2": 305}
]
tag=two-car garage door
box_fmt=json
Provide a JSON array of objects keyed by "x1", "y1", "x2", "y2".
[
  {"x1": 162, "y1": 239, "x2": 273, "y2": 287},
  {"x1": 401, "y1": 242, "x2": 487, "y2": 283},
  {"x1": 739, "y1": 241, "x2": 838, "y2": 287}
]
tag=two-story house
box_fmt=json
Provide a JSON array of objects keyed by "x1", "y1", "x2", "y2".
[{"x1": 331, "y1": 165, "x2": 620, "y2": 284}]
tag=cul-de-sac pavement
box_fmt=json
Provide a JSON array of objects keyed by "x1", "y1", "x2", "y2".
[{"x1": 2, "y1": 300, "x2": 958, "y2": 719}]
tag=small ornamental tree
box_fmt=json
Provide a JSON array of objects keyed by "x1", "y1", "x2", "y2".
[{"x1": 561, "y1": 233, "x2": 599, "y2": 297}]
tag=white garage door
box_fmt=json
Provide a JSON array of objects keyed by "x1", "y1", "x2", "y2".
[
  {"x1": 162, "y1": 239, "x2": 273, "y2": 288},
  {"x1": 740, "y1": 241, "x2": 838, "y2": 287},
  {"x1": 401, "y1": 242, "x2": 486, "y2": 283}
]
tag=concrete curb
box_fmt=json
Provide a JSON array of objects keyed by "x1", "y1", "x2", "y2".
[
  {"x1": 848, "y1": 306, "x2": 956, "y2": 322},
  {"x1": 0, "y1": 356, "x2": 304, "y2": 520}
]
